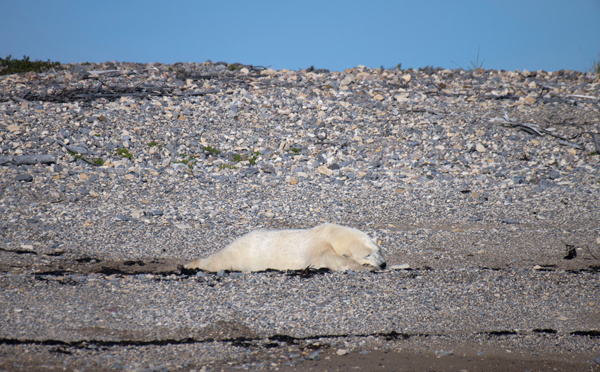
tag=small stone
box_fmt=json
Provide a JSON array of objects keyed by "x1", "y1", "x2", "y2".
[
  {"x1": 394, "y1": 93, "x2": 409, "y2": 102},
  {"x1": 390, "y1": 263, "x2": 411, "y2": 270},
  {"x1": 475, "y1": 143, "x2": 487, "y2": 153},
  {"x1": 523, "y1": 95, "x2": 537, "y2": 105},
  {"x1": 501, "y1": 218, "x2": 519, "y2": 224},
  {"x1": 261, "y1": 164, "x2": 275, "y2": 174},
  {"x1": 594, "y1": 354, "x2": 600, "y2": 365},
  {"x1": 242, "y1": 167, "x2": 259, "y2": 176},
  {"x1": 336, "y1": 349, "x2": 348, "y2": 356},
  {"x1": 65, "y1": 145, "x2": 89, "y2": 155},
  {"x1": 150, "y1": 210, "x2": 163, "y2": 216},
  {"x1": 15, "y1": 174, "x2": 33, "y2": 182},
  {"x1": 434, "y1": 350, "x2": 454, "y2": 357},
  {"x1": 317, "y1": 165, "x2": 333, "y2": 176},
  {"x1": 6, "y1": 124, "x2": 21, "y2": 132},
  {"x1": 373, "y1": 94, "x2": 384, "y2": 101},
  {"x1": 289, "y1": 178, "x2": 298, "y2": 185},
  {"x1": 401, "y1": 74, "x2": 411, "y2": 83},
  {"x1": 307, "y1": 350, "x2": 321, "y2": 360},
  {"x1": 328, "y1": 163, "x2": 340, "y2": 170}
]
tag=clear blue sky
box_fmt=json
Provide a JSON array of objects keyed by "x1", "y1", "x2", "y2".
[{"x1": 1, "y1": 0, "x2": 599, "y2": 72}]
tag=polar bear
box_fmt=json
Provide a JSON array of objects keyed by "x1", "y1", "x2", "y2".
[{"x1": 184, "y1": 223, "x2": 386, "y2": 272}]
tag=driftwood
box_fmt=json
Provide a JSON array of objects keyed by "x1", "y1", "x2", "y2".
[
  {"x1": 493, "y1": 114, "x2": 600, "y2": 154},
  {"x1": 0, "y1": 155, "x2": 56, "y2": 166},
  {"x1": 6, "y1": 85, "x2": 218, "y2": 103}
]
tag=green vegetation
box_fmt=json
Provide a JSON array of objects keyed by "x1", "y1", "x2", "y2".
[
  {"x1": 115, "y1": 148, "x2": 133, "y2": 159},
  {"x1": 228, "y1": 64, "x2": 242, "y2": 71},
  {"x1": 202, "y1": 145, "x2": 221, "y2": 155},
  {"x1": 0, "y1": 55, "x2": 61, "y2": 75},
  {"x1": 218, "y1": 163, "x2": 236, "y2": 169},
  {"x1": 286, "y1": 147, "x2": 302, "y2": 155},
  {"x1": 148, "y1": 141, "x2": 163, "y2": 150},
  {"x1": 89, "y1": 157, "x2": 105, "y2": 166},
  {"x1": 174, "y1": 154, "x2": 196, "y2": 170},
  {"x1": 591, "y1": 53, "x2": 600, "y2": 75},
  {"x1": 68, "y1": 150, "x2": 104, "y2": 166},
  {"x1": 249, "y1": 151, "x2": 261, "y2": 166},
  {"x1": 231, "y1": 151, "x2": 261, "y2": 165}
]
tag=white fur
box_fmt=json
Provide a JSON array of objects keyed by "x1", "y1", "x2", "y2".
[{"x1": 184, "y1": 223, "x2": 386, "y2": 272}]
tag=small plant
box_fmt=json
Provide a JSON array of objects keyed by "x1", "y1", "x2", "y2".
[
  {"x1": 174, "y1": 155, "x2": 196, "y2": 170},
  {"x1": 68, "y1": 150, "x2": 104, "y2": 166},
  {"x1": 228, "y1": 64, "x2": 242, "y2": 71},
  {"x1": 396, "y1": 62, "x2": 402, "y2": 71},
  {"x1": 218, "y1": 163, "x2": 236, "y2": 169},
  {"x1": 90, "y1": 157, "x2": 105, "y2": 166},
  {"x1": 469, "y1": 46, "x2": 486, "y2": 70},
  {"x1": 249, "y1": 151, "x2": 261, "y2": 166},
  {"x1": 202, "y1": 145, "x2": 221, "y2": 155},
  {"x1": 591, "y1": 53, "x2": 600, "y2": 75},
  {"x1": 306, "y1": 65, "x2": 315, "y2": 72},
  {"x1": 116, "y1": 148, "x2": 133, "y2": 159},
  {"x1": 233, "y1": 154, "x2": 242, "y2": 162},
  {"x1": 286, "y1": 147, "x2": 302, "y2": 155},
  {"x1": 0, "y1": 55, "x2": 61, "y2": 75},
  {"x1": 148, "y1": 141, "x2": 163, "y2": 150}
]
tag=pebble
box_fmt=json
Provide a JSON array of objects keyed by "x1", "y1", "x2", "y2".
[
  {"x1": 307, "y1": 350, "x2": 321, "y2": 360},
  {"x1": 14, "y1": 174, "x2": 33, "y2": 182}
]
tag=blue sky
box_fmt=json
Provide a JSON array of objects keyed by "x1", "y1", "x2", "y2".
[{"x1": 1, "y1": 0, "x2": 599, "y2": 72}]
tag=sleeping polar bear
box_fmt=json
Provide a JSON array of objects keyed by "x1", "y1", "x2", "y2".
[{"x1": 184, "y1": 223, "x2": 386, "y2": 272}]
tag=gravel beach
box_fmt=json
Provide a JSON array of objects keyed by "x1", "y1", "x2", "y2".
[{"x1": 1, "y1": 61, "x2": 599, "y2": 371}]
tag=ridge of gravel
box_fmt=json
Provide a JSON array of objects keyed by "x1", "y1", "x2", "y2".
[{"x1": 1, "y1": 61, "x2": 599, "y2": 370}]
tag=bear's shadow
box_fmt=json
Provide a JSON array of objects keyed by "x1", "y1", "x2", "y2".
[{"x1": 179, "y1": 265, "x2": 332, "y2": 278}]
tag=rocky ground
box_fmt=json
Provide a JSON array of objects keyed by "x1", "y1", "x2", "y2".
[{"x1": 1, "y1": 61, "x2": 599, "y2": 371}]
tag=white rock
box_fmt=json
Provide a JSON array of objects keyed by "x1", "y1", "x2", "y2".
[
  {"x1": 475, "y1": 143, "x2": 487, "y2": 153},
  {"x1": 317, "y1": 165, "x2": 333, "y2": 176}
]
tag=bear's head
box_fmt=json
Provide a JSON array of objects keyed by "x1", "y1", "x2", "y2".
[{"x1": 321, "y1": 224, "x2": 386, "y2": 270}]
